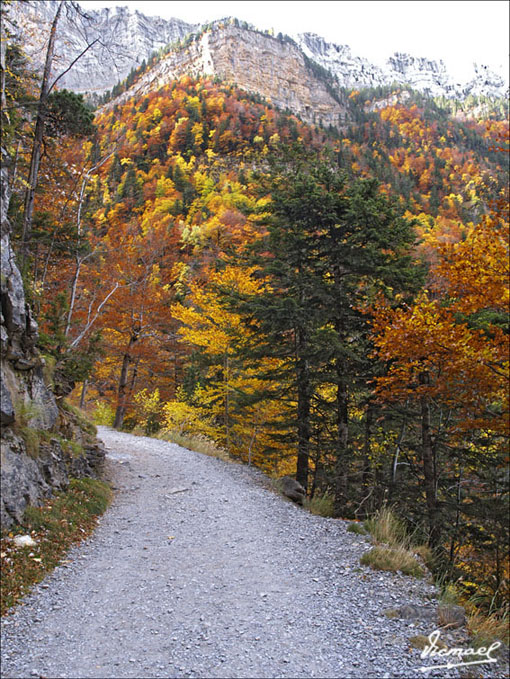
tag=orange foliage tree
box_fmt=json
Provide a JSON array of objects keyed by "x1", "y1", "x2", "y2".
[{"x1": 369, "y1": 194, "x2": 509, "y2": 598}]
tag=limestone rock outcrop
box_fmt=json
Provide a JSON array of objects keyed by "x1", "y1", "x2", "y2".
[
  {"x1": 111, "y1": 26, "x2": 348, "y2": 129},
  {"x1": 296, "y1": 32, "x2": 508, "y2": 100}
]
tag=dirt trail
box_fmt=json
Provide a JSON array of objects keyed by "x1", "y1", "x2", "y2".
[{"x1": 1, "y1": 428, "x2": 467, "y2": 678}]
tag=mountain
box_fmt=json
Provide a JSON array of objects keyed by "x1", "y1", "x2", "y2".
[
  {"x1": 102, "y1": 23, "x2": 348, "y2": 128},
  {"x1": 8, "y1": 0, "x2": 196, "y2": 93},
  {"x1": 3, "y1": 0, "x2": 508, "y2": 609},
  {"x1": 298, "y1": 32, "x2": 508, "y2": 100},
  {"x1": 9, "y1": 1, "x2": 508, "y2": 110}
]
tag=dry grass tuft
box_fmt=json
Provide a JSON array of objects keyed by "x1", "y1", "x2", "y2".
[
  {"x1": 305, "y1": 492, "x2": 335, "y2": 517},
  {"x1": 360, "y1": 507, "x2": 429, "y2": 579},
  {"x1": 384, "y1": 608, "x2": 399, "y2": 619},
  {"x1": 158, "y1": 430, "x2": 231, "y2": 462},
  {"x1": 409, "y1": 635, "x2": 431, "y2": 651},
  {"x1": 360, "y1": 544, "x2": 425, "y2": 578},
  {"x1": 467, "y1": 609, "x2": 509, "y2": 650},
  {"x1": 364, "y1": 506, "x2": 408, "y2": 547}
]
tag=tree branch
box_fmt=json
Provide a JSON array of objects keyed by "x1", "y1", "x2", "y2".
[
  {"x1": 69, "y1": 282, "x2": 120, "y2": 349},
  {"x1": 48, "y1": 37, "x2": 100, "y2": 94}
]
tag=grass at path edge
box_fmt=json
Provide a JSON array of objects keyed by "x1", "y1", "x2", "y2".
[{"x1": 1, "y1": 478, "x2": 112, "y2": 616}]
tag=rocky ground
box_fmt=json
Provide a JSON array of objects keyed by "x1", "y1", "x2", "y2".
[{"x1": 1, "y1": 428, "x2": 506, "y2": 678}]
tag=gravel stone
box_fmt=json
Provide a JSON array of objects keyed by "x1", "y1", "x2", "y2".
[{"x1": 1, "y1": 427, "x2": 507, "y2": 678}]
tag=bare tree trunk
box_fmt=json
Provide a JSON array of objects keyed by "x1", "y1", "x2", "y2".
[
  {"x1": 295, "y1": 326, "x2": 310, "y2": 491},
  {"x1": 388, "y1": 412, "x2": 407, "y2": 500},
  {"x1": 113, "y1": 352, "x2": 131, "y2": 430},
  {"x1": 21, "y1": 0, "x2": 64, "y2": 264},
  {"x1": 334, "y1": 367, "x2": 349, "y2": 515},
  {"x1": 126, "y1": 357, "x2": 140, "y2": 404},
  {"x1": 419, "y1": 371, "x2": 441, "y2": 548},
  {"x1": 114, "y1": 331, "x2": 139, "y2": 429},
  {"x1": 65, "y1": 255, "x2": 83, "y2": 336}
]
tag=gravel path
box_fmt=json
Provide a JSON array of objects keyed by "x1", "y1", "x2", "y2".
[{"x1": 1, "y1": 428, "x2": 500, "y2": 678}]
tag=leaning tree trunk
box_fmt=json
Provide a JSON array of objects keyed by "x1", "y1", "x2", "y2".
[{"x1": 21, "y1": 0, "x2": 64, "y2": 265}]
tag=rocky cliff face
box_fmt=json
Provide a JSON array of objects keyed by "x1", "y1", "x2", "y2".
[
  {"x1": 9, "y1": 0, "x2": 196, "y2": 94},
  {"x1": 112, "y1": 25, "x2": 347, "y2": 128},
  {"x1": 10, "y1": 1, "x2": 507, "y2": 114},
  {"x1": 0, "y1": 151, "x2": 105, "y2": 529},
  {"x1": 297, "y1": 32, "x2": 508, "y2": 100},
  {"x1": 297, "y1": 32, "x2": 389, "y2": 91},
  {"x1": 464, "y1": 63, "x2": 508, "y2": 99}
]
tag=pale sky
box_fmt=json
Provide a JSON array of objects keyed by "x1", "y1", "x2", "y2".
[{"x1": 78, "y1": 0, "x2": 509, "y2": 84}]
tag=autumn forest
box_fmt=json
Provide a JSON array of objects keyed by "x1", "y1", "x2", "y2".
[{"x1": 2, "y1": 7, "x2": 509, "y2": 623}]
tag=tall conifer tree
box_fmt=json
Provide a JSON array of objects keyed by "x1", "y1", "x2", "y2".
[{"x1": 233, "y1": 145, "x2": 423, "y2": 499}]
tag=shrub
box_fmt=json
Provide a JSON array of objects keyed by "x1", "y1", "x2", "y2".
[
  {"x1": 133, "y1": 388, "x2": 162, "y2": 435},
  {"x1": 306, "y1": 492, "x2": 335, "y2": 517},
  {"x1": 92, "y1": 401, "x2": 115, "y2": 426},
  {"x1": 161, "y1": 398, "x2": 208, "y2": 437}
]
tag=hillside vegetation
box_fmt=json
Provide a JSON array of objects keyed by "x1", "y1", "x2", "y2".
[{"x1": 3, "y1": 11, "x2": 509, "y2": 626}]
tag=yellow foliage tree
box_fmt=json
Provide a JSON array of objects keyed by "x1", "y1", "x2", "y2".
[{"x1": 169, "y1": 265, "x2": 292, "y2": 470}]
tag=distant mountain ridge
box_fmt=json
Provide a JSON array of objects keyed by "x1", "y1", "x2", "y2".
[
  {"x1": 9, "y1": 0, "x2": 509, "y2": 114},
  {"x1": 297, "y1": 32, "x2": 508, "y2": 100}
]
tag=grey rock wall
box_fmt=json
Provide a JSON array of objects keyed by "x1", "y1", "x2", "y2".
[
  {"x1": 9, "y1": 0, "x2": 196, "y2": 94},
  {"x1": 9, "y1": 2, "x2": 507, "y2": 114},
  {"x1": 0, "y1": 153, "x2": 105, "y2": 529},
  {"x1": 297, "y1": 32, "x2": 508, "y2": 100}
]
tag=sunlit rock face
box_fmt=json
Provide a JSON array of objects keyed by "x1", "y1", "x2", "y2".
[
  {"x1": 462, "y1": 63, "x2": 508, "y2": 98},
  {"x1": 296, "y1": 33, "x2": 508, "y2": 100},
  {"x1": 109, "y1": 25, "x2": 348, "y2": 128}
]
